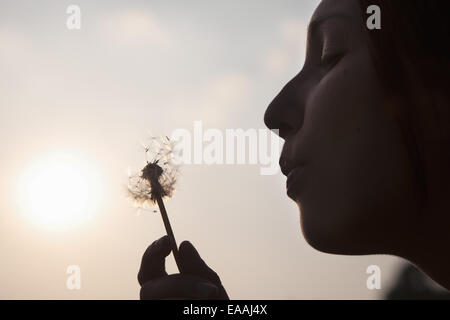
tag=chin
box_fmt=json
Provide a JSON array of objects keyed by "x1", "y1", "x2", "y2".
[{"x1": 297, "y1": 203, "x2": 383, "y2": 256}]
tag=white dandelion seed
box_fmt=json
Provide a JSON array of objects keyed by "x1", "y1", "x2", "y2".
[
  {"x1": 128, "y1": 135, "x2": 181, "y2": 271},
  {"x1": 128, "y1": 136, "x2": 179, "y2": 207}
]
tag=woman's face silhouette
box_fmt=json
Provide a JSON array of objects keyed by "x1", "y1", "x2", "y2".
[{"x1": 265, "y1": 0, "x2": 421, "y2": 255}]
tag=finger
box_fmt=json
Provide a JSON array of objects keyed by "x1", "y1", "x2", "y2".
[
  {"x1": 178, "y1": 241, "x2": 222, "y2": 285},
  {"x1": 138, "y1": 235, "x2": 171, "y2": 286},
  {"x1": 140, "y1": 274, "x2": 220, "y2": 300},
  {"x1": 178, "y1": 241, "x2": 230, "y2": 299}
]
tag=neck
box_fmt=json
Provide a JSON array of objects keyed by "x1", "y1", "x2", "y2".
[
  {"x1": 409, "y1": 242, "x2": 450, "y2": 290},
  {"x1": 405, "y1": 137, "x2": 450, "y2": 289},
  {"x1": 403, "y1": 201, "x2": 450, "y2": 290}
]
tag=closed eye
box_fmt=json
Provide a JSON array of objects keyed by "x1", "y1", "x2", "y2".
[{"x1": 321, "y1": 52, "x2": 343, "y2": 70}]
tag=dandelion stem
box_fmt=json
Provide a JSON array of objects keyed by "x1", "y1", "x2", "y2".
[{"x1": 155, "y1": 194, "x2": 181, "y2": 272}]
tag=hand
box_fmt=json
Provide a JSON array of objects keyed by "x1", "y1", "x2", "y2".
[{"x1": 138, "y1": 235, "x2": 229, "y2": 300}]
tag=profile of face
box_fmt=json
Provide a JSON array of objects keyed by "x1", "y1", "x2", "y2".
[{"x1": 264, "y1": 0, "x2": 422, "y2": 255}]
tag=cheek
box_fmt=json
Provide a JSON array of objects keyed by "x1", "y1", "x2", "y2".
[{"x1": 296, "y1": 51, "x2": 418, "y2": 254}]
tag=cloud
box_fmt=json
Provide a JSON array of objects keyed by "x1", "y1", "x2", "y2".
[
  {"x1": 202, "y1": 73, "x2": 250, "y2": 109},
  {"x1": 280, "y1": 19, "x2": 308, "y2": 46},
  {"x1": 167, "y1": 72, "x2": 252, "y2": 126},
  {"x1": 264, "y1": 48, "x2": 291, "y2": 74},
  {"x1": 0, "y1": 29, "x2": 30, "y2": 64},
  {"x1": 97, "y1": 10, "x2": 171, "y2": 48},
  {"x1": 262, "y1": 19, "x2": 308, "y2": 74}
]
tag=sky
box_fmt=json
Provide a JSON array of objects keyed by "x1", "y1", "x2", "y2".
[{"x1": 0, "y1": 0, "x2": 408, "y2": 299}]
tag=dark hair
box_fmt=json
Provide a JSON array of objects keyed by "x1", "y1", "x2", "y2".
[{"x1": 359, "y1": 0, "x2": 450, "y2": 211}]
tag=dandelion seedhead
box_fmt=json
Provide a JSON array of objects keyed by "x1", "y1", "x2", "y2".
[
  {"x1": 128, "y1": 134, "x2": 182, "y2": 272},
  {"x1": 128, "y1": 136, "x2": 179, "y2": 207}
]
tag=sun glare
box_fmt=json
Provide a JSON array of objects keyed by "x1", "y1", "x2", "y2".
[{"x1": 17, "y1": 153, "x2": 103, "y2": 230}]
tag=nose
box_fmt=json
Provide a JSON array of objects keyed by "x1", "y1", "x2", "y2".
[{"x1": 264, "y1": 74, "x2": 306, "y2": 140}]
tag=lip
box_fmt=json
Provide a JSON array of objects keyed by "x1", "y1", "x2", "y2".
[
  {"x1": 286, "y1": 166, "x2": 305, "y2": 201},
  {"x1": 279, "y1": 154, "x2": 306, "y2": 177}
]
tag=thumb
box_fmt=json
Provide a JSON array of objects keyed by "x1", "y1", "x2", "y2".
[{"x1": 178, "y1": 241, "x2": 221, "y2": 286}]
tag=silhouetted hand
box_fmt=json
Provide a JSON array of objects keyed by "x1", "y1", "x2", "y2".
[{"x1": 138, "y1": 235, "x2": 229, "y2": 300}]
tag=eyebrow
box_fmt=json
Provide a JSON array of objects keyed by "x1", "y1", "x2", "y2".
[{"x1": 307, "y1": 13, "x2": 353, "y2": 39}]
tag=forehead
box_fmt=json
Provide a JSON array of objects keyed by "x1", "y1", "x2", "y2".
[
  {"x1": 311, "y1": 0, "x2": 361, "y2": 26},
  {"x1": 308, "y1": 0, "x2": 364, "y2": 37}
]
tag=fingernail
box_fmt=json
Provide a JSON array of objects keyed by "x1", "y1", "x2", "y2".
[{"x1": 194, "y1": 282, "x2": 218, "y2": 299}]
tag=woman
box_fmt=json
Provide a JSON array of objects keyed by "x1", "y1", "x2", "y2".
[{"x1": 138, "y1": 0, "x2": 450, "y2": 299}]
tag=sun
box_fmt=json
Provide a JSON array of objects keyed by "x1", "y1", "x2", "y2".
[{"x1": 17, "y1": 153, "x2": 103, "y2": 230}]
